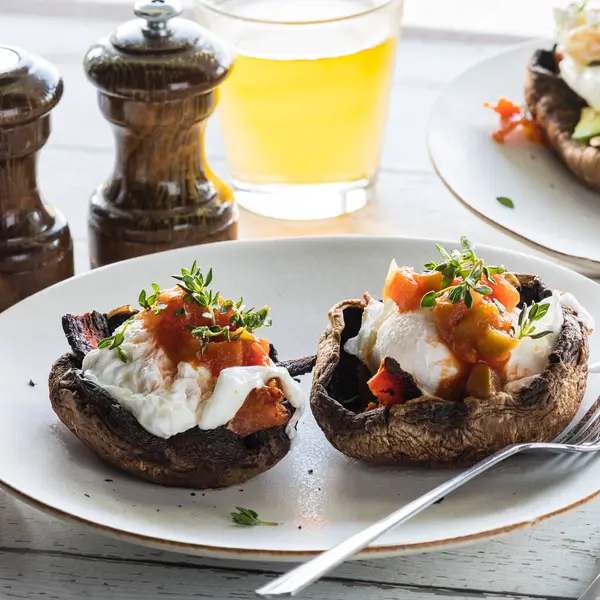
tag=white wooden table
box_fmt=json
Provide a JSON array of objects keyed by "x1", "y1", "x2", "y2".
[{"x1": 3, "y1": 10, "x2": 600, "y2": 600}]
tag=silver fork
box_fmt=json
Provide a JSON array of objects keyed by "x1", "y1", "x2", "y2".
[{"x1": 256, "y1": 399, "x2": 600, "y2": 598}]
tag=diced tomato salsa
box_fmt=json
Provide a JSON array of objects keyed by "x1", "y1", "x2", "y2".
[
  {"x1": 202, "y1": 338, "x2": 271, "y2": 376},
  {"x1": 372, "y1": 266, "x2": 521, "y2": 405},
  {"x1": 487, "y1": 98, "x2": 522, "y2": 120},
  {"x1": 382, "y1": 266, "x2": 421, "y2": 311},
  {"x1": 226, "y1": 384, "x2": 289, "y2": 437},
  {"x1": 367, "y1": 362, "x2": 407, "y2": 406},
  {"x1": 433, "y1": 295, "x2": 518, "y2": 368},
  {"x1": 484, "y1": 98, "x2": 545, "y2": 145},
  {"x1": 382, "y1": 266, "x2": 519, "y2": 317},
  {"x1": 143, "y1": 287, "x2": 271, "y2": 376}
]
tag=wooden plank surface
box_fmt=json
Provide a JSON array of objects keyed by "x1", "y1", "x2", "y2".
[
  {"x1": 2, "y1": 490, "x2": 600, "y2": 599},
  {"x1": 2, "y1": 11, "x2": 598, "y2": 600}
]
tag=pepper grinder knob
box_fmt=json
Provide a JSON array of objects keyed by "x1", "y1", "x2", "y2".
[{"x1": 134, "y1": 0, "x2": 182, "y2": 37}]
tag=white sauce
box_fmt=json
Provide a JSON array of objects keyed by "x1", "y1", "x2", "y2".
[
  {"x1": 560, "y1": 291, "x2": 595, "y2": 330},
  {"x1": 83, "y1": 317, "x2": 304, "y2": 439},
  {"x1": 344, "y1": 297, "x2": 398, "y2": 370},
  {"x1": 199, "y1": 366, "x2": 304, "y2": 438},
  {"x1": 506, "y1": 290, "x2": 595, "y2": 382},
  {"x1": 505, "y1": 292, "x2": 564, "y2": 382}
]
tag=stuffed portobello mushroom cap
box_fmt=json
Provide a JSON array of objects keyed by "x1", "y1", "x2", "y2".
[
  {"x1": 49, "y1": 309, "x2": 314, "y2": 489},
  {"x1": 525, "y1": 48, "x2": 600, "y2": 190},
  {"x1": 310, "y1": 274, "x2": 590, "y2": 466}
]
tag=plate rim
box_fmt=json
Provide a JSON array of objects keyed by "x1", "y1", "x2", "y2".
[
  {"x1": 426, "y1": 38, "x2": 600, "y2": 276},
  {"x1": 4, "y1": 475, "x2": 600, "y2": 561},
  {"x1": 3, "y1": 235, "x2": 600, "y2": 561}
]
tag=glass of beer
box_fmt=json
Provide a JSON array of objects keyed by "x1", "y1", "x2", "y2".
[{"x1": 196, "y1": 0, "x2": 404, "y2": 220}]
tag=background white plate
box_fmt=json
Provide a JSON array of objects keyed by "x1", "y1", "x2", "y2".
[
  {"x1": 1, "y1": 236, "x2": 600, "y2": 561},
  {"x1": 428, "y1": 40, "x2": 600, "y2": 277}
]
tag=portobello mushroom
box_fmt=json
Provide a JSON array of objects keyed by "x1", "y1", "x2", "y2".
[
  {"x1": 525, "y1": 48, "x2": 600, "y2": 190},
  {"x1": 310, "y1": 274, "x2": 590, "y2": 467},
  {"x1": 49, "y1": 309, "x2": 314, "y2": 489}
]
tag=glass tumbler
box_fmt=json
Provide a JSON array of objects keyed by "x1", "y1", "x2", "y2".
[{"x1": 196, "y1": 0, "x2": 404, "y2": 220}]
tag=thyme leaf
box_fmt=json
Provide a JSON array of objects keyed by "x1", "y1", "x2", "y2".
[
  {"x1": 497, "y1": 196, "x2": 515, "y2": 209},
  {"x1": 231, "y1": 507, "x2": 279, "y2": 527},
  {"x1": 97, "y1": 318, "x2": 134, "y2": 363},
  {"x1": 172, "y1": 263, "x2": 272, "y2": 353},
  {"x1": 420, "y1": 237, "x2": 506, "y2": 309},
  {"x1": 517, "y1": 300, "x2": 552, "y2": 340}
]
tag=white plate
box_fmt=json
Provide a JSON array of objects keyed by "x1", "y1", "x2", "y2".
[
  {"x1": 428, "y1": 40, "x2": 600, "y2": 277},
  {"x1": 1, "y1": 236, "x2": 600, "y2": 561}
]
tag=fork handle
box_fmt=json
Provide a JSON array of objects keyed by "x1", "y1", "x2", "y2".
[{"x1": 256, "y1": 443, "x2": 528, "y2": 598}]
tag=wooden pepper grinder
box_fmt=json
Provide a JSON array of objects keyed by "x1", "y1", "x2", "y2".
[
  {"x1": 0, "y1": 46, "x2": 74, "y2": 312},
  {"x1": 84, "y1": 0, "x2": 238, "y2": 268}
]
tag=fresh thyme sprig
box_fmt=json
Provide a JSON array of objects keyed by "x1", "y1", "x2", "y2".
[
  {"x1": 515, "y1": 300, "x2": 553, "y2": 340},
  {"x1": 173, "y1": 262, "x2": 219, "y2": 313},
  {"x1": 231, "y1": 507, "x2": 278, "y2": 527},
  {"x1": 420, "y1": 237, "x2": 506, "y2": 309},
  {"x1": 173, "y1": 262, "x2": 272, "y2": 353},
  {"x1": 189, "y1": 324, "x2": 244, "y2": 354},
  {"x1": 231, "y1": 305, "x2": 272, "y2": 332},
  {"x1": 97, "y1": 320, "x2": 133, "y2": 364},
  {"x1": 139, "y1": 283, "x2": 160, "y2": 311},
  {"x1": 107, "y1": 263, "x2": 271, "y2": 359}
]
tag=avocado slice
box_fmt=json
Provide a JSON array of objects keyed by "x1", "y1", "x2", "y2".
[{"x1": 572, "y1": 107, "x2": 600, "y2": 143}]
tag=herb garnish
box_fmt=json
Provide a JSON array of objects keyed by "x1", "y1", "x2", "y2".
[
  {"x1": 99, "y1": 263, "x2": 272, "y2": 360},
  {"x1": 231, "y1": 507, "x2": 279, "y2": 527},
  {"x1": 515, "y1": 300, "x2": 553, "y2": 340},
  {"x1": 98, "y1": 320, "x2": 133, "y2": 363},
  {"x1": 173, "y1": 261, "x2": 272, "y2": 354},
  {"x1": 420, "y1": 237, "x2": 506, "y2": 309},
  {"x1": 496, "y1": 196, "x2": 515, "y2": 209},
  {"x1": 139, "y1": 284, "x2": 159, "y2": 310}
]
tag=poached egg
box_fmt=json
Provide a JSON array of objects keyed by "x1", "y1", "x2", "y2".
[
  {"x1": 82, "y1": 316, "x2": 304, "y2": 439},
  {"x1": 559, "y1": 58, "x2": 600, "y2": 111},
  {"x1": 555, "y1": 3, "x2": 600, "y2": 110},
  {"x1": 345, "y1": 279, "x2": 593, "y2": 396},
  {"x1": 345, "y1": 298, "x2": 462, "y2": 395}
]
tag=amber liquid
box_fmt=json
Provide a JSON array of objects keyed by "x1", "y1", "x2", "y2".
[{"x1": 218, "y1": 36, "x2": 398, "y2": 185}]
